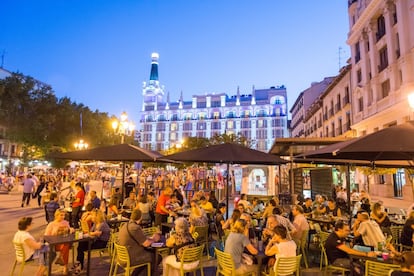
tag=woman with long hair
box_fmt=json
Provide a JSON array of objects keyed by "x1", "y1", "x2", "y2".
[
  {"x1": 44, "y1": 209, "x2": 74, "y2": 275},
  {"x1": 371, "y1": 201, "x2": 391, "y2": 235},
  {"x1": 224, "y1": 219, "x2": 258, "y2": 274}
]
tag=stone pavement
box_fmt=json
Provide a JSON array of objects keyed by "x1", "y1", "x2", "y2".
[{"x1": 2, "y1": 181, "x2": 412, "y2": 275}]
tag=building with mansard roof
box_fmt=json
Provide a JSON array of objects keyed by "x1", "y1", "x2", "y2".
[{"x1": 138, "y1": 53, "x2": 289, "y2": 153}]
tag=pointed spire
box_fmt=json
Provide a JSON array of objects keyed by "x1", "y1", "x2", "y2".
[
  {"x1": 236, "y1": 86, "x2": 240, "y2": 106},
  {"x1": 251, "y1": 85, "x2": 256, "y2": 105},
  {"x1": 179, "y1": 90, "x2": 183, "y2": 109},
  {"x1": 149, "y1": 53, "x2": 159, "y2": 81}
]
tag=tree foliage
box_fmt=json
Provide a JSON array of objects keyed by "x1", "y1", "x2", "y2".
[{"x1": 0, "y1": 73, "x2": 119, "y2": 161}]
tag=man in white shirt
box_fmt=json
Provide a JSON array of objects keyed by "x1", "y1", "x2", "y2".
[
  {"x1": 353, "y1": 212, "x2": 385, "y2": 247},
  {"x1": 291, "y1": 205, "x2": 309, "y2": 244},
  {"x1": 21, "y1": 174, "x2": 36, "y2": 207}
]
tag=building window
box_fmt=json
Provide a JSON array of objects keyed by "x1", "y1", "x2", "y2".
[
  {"x1": 156, "y1": 122, "x2": 166, "y2": 131},
  {"x1": 183, "y1": 122, "x2": 192, "y2": 131},
  {"x1": 171, "y1": 114, "x2": 179, "y2": 121},
  {"x1": 355, "y1": 42, "x2": 361, "y2": 63},
  {"x1": 241, "y1": 120, "x2": 251, "y2": 129},
  {"x1": 170, "y1": 123, "x2": 178, "y2": 131},
  {"x1": 212, "y1": 122, "x2": 220, "y2": 130},
  {"x1": 257, "y1": 119, "x2": 267, "y2": 128},
  {"x1": 211, "y1": 100, "x2": 221, "y2": 107},
  {"x1": 170, "y1": 132, "x2": 177, "y2": 141},
  {"x1": 380, "y1": 79, "x2": 390, "y2": 99},
  {"x1": 213, "y1": 111, "x2": 221, "y2": 119},
  {"x1": 197, "y1": 101, "x2": 206, "y2": 108},
  {"x1": 378, "y1": 46, "x2": 388, "y2": 72},
  {"x1": 358, "y1": 97, "x2": 364, "y2": 112},
  {"x1": 227, "y1": 121, "x2": 234, "y2": 129},
  {"x1": 197, "y1": 122, "x2": 206, "y2": 130},
  {"x1": 376, "y1": 15, "x2": 386, "y2": 41},
  {"x1": 357, "y1": 69, "x2": 362, "y2": 83},
  {"x1": 256, "y1": 129, "x2": 267, "y2": 139}
]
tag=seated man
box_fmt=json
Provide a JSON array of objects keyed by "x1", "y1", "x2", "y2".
[
  {"x1": 326, "y1": 198, "x2": 342, "y2": 218},
  {"x1": 291, "y1": 205, "x2": 309, "y2": 245},
  {"x1": 325, "y1": 220, "x2": 376, "y2": 270},
  {"x1": 122, "y1": 191, "x2": 137, "y2": 210},
  {"x1": 302, "y1": 198, "x2": 314, "y2": 217},
  {"x1": 353, "y1": 211, "x2": 385, "y2": 247},
  {"x1": 118, "y1": 209, "x2": 161, "y2": 276}
]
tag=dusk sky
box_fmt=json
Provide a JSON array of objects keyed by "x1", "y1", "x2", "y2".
[{"x1": 2, "y1": 1, "x2": 350, "y2": 123}]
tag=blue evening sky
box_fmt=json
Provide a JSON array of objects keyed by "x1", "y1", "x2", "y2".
[{"x1": 1, "y1": 0, "x2": 350, "y2": 122}]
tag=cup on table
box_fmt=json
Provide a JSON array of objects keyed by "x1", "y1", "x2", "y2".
[
  {"x1": 117, "y1": 214, "x2": 122, "y2": 220},
  {"x1": 382, "y1": 252, "x2": 389, "y2": 260}
]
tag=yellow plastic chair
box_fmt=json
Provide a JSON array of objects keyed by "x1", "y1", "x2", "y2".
[
  {"x1": 214, "y1": 248, "x2": 254, "y2": 276},
  {"x1": 10, "y1": 242, "x2": 34, "y2": 276},
  {"x1": 112, "y1": 242, "x2": 151, "y2": 276},
  {"x1": 263, "y1": 254, "x2": 302, "y2": 276},
  {"x1": 142, "y1": 226, "x2": 159, "y2": 237},
  {"x1": 108, "y1": 232, "x2": 119, "y2": 276},
  {"x1": 165, "y1": 244, "x2": 204, "y2": 276},
  {"x1": 365, "y1": 260, "x2": 401, "y2": 276},
  {"x1": 193, "y1": 225, "x2": 209, "y2": 259},
  {"x1": 390, "y1": 225, "x2": 404, "y2": 251}
]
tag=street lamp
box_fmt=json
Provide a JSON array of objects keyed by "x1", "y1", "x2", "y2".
[
  {"x1": 74, "y1": 139, "x2": 88, "y2": 150},
  {"x1": 112, "y1": 111, "x2": 135, "y2": 144}
]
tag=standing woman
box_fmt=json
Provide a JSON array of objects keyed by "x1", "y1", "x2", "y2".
[
  {"x1": 44, "y1": 209, "x2": 74, "y2": 275},
  {"x1": 34, "y1": 175, "x2": 47, "y2": 207},
  {"x1": 71, "y1": 182, "x2": 85, "y2": 228}
]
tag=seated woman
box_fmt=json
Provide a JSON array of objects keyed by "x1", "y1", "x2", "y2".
[
  {"x1": 163, "y1": 217, "x2": 197, "y2": 276},
  {"x1": 44, "y1": 209, "x2": 74, "y2": 275},
  {"x1": 371, "y1": 201, "x2": 391, "y2": 236},
  {"x1": 264, "y1": 225, "x2": 297, "y2": 271},
  {"x1": 107, "y1": 198, "x2": 120, "y2": 218},
  {"x1": 401, "y1": 210, "x2": 414, "y2": 249},
  {"x1": 224, "y1": 219, "x2": 258, "y2": 274},
  {"x1": 222, "y1": 209, "x2": 241, "y2": 231},
  {"x1": 188, "y1": 200, "x2": 208, "y2": 234},
  {"x1": 72, "y1": 210, "x2": 110, "y2": 274},
  {"x1": 136, "y1": 195, "x2": 152, "y2": 225},
  {"x1": 13, "y1": 216, "x2": 49, "y2": 276},
  {"x1": 80, "y1": 203, "x2": 94, "y2": 232}
]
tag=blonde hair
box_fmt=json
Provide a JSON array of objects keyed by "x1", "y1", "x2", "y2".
[
  {"x1": 54, "y1": 209, "x2": 65, "y2": 220},
  {"x1": 230, "y1": 219, "x2": 247, "y2": 234},
  {"x1": 94, "y1": 210, "x2": 106, "y2": 224}
]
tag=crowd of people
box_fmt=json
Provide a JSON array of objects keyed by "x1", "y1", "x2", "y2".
[{"x1": 10, "y1": 166, "x2": 414, "y2": 275}]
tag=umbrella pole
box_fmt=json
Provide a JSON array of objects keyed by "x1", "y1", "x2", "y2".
[
  {"x1": 347, "y1": 164, "x2": 352, "y2": 222},
  {"x1": 226, "y1": 163, "x2": 230, "y2": 219},
  {"x1": 122, "y1": 161, "x2": 126, "y2": 201}
]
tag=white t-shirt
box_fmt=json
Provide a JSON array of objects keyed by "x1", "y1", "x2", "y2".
[
  {"x1": 275, "y1": 240, "x2": 297, "y2": 259},
  {"x1": 13, "y1": 230, "x2": 35, "y2": 261}
]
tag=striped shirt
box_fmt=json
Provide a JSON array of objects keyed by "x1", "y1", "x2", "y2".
[{"x1": 357, "y1": 220, "x2": 385, "y2": 247}]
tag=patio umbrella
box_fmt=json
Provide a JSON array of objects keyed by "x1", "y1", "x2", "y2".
[
  {"x1": 297, "y1": 121, "x2": 414, "y2": 162},
  {"x1": 160, "y1": 143, "x2": 287, "y2": 217},
  {"x1": 49, "y1": 144, "x2": 164, "y2": 199}
]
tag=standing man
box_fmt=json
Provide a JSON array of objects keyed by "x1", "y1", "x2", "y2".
[
  {"x1": 124, "y1": 177, "x2": 136, "y2": 199},
  {"x1": 71, "y1": 182, "x2": 85, "y2": 228},
  {"x1": 21, "y1": 174, "x2": 36, "y2": 207},
  {"x1": 155, "y1": 186, "x2": 173, "y2": 226}
]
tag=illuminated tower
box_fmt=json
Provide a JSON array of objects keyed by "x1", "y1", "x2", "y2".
[{"x1": 142, "y1": 53, "x2": 165, "y2": 111}]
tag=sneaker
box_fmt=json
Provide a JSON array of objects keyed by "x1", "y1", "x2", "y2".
[{"x1": 70, "y1": 261, "x2": 81, "y2": 271}]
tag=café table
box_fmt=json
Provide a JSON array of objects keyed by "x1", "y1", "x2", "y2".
[
  {"x1": 44, "y1": 233, "x2": 93, "y2": 276},
  {"x1": 348, "y1": 252, "x2": 399, "y2": 276}
]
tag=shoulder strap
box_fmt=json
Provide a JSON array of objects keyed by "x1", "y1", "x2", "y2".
[{"x1": 126, "y1": 222, "x2": 141, "y2": 247}]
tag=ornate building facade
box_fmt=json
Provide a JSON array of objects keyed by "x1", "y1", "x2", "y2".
[{"x1": 139, "y1": 53, "x2": 289, "y2": 152}]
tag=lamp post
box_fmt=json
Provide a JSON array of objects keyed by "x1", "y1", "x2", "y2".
[
  {"x1": 112, "y1": 111, "x2": 135, "y2": 202},
  {"x1": 112, "y1": 111, "x2": 135, "y2": 144},
  {"x1": 74, "y1": 139, "x2": 88, "y2": 150}
]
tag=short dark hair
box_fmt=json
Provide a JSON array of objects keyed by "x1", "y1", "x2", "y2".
[
  {"x1": 18, "y1": 217, "x2": 33, "y2": 230},
  {"x1": 272, "y1": 207, "x2": 282, "y2": 215},
  {"x1": 218, "y1": 202, "x2": 226, "y2": 209},
  {"x1": 50, "y1": 192, "x2": 58, "y2": 201},
  {"x1": 334, "y1": 220, "x2": 348, "y2": 231},
  {"x1": 274, "y1": 225, "x2": 287, "y2": 239}
]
